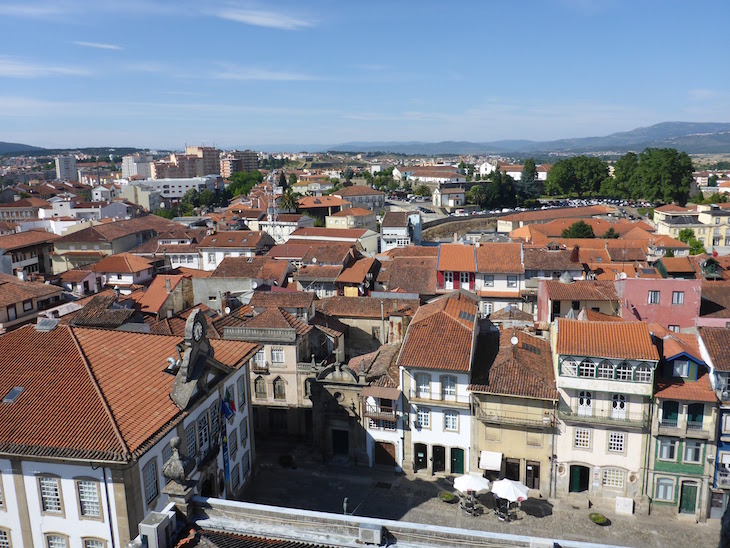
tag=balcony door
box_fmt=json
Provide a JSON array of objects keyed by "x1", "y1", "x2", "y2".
[
  {"x1": 577, "y1": 391, "x2": 592, "y2": 416},
  {"x1": 611, "y1": 394, "x2": 626, "y2": 420}
]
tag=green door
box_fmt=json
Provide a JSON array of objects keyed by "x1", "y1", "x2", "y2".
[
  {"x1": 451, "y1": 448, "x2": 464, "y2": 474},
  {"x1": 679, "y1": 483, "x2": 698, "y2": 514}
]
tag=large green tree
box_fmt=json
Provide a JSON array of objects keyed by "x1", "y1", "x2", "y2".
[
  {"x1": 561, "y1": 220, "x2": 595, "y2": 238},
  {"x1": 517, "y1": 158, "x2": 540, "y2": 201},
  {"x1": 633, "y1": 148, "x2": 693, "y2": 205},
  {"x1": 544, "y1": 158, "x2": 577, "y2": 196},
  {"x1": 678, "y1": 228, "x2": 706, "y2": 255}
]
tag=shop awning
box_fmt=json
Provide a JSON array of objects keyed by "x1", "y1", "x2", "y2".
[{"x1": 479, "y1": 450, "x2": 503, "y2": 471}]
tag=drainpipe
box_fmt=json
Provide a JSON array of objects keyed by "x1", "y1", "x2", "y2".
[
  {"x1": 641, "y1": 396, "x2": 655, "y2": 509},
  {"x1": 102, "y1": 466, "x2": 116, "y2": 548},
  {"x1": 550, "y1": 400, "x2": 557, "y2": 499},
  {"x1": 381, "y1": 300, "x2": 385, "y2": 344}
]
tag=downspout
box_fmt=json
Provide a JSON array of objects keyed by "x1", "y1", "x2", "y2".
[
  {"x1": 102, "y1": 466, "x2": 116, "y2": 548},
  {"x1": 641, "y1": 394, "x2": 655, "y2": 506},
  {"x1": 550, "y1": 399, "x2": 557, "y2": 499}
]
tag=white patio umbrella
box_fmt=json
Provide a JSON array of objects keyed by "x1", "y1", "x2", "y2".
[
  {"x1": 453, "y1": 474, "x2": 491, "y2": 494},
  {"x1": 490, "y1": 479, "x2": 530, "y2": 502}
]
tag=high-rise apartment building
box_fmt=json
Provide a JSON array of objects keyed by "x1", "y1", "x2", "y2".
[
  {"x1": 121, "y1": 153, "x2": 153, "y2": 179},
  {"x1": 150, "y1": 146, "x2": 221, "y2": 179},
  {"x1": 54, "y1": 155, "x2": 77, "y2": 182},
  {"x1": 220, "y1": 150, "x2": 258, "y2": 178}
]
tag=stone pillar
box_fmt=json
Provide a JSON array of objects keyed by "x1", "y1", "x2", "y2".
[{"x1": 161, "y1": 437, "x2": 195, "y2": 520}]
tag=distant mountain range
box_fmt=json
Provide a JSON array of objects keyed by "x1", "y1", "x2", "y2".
[
  {"x1": 0, "y1": 141, "x2": 46, "y2": 155},
  {"x1": 327, "y1": 122, "x2": 730, "y2": 155}
]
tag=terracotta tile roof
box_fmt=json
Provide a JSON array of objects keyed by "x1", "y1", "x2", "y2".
[
  {"x1": 556, "y1": 319, "x2": 659, "y2": 361},
  {"x1": 478, "y1": 290, "x2": 521, "y2": 298},
  {"x1": 69, "y1": 294, "x2": 137, "y2": 328},
  {"x1": 579, "y1": 308, "x2": 624, "y2": 322},
  {"x1": 330, "y1": 207, "x2": 373, "y2": 217},
  {"x1": 661, "y1": 332, "x2": 703, "y2": 362},
  {"x1": 314, "y1": 296, "x2": 418, "y2": 318},
  {"x1": 294, "y1": 264, "x2": 343, "y2": 283},
  {"x1": 59, "y1": 268, "x2": 95, "y2": 283},
  {"x1": 309, "y1": 313, "x2": 347, "y2": 338},
  {"x1": 489, "y1": 305, "x2": 534, "y2": 322},
  {"x1": 700, "y1": 284, "x2": 730, "y2": 318},
  {"x1": 476, "y1": 242, "x2": 524, "y2": 273},
  {"x1": 381, "y1": 212, "x2": 410, "y2": 228},
  {"x1": 384, "y1": 256, "x2": 437, "y2": 295},
  {"x1": 655, "y1": 204, "x2": 697, "y2": 213},
  {"x1": 660, "y1": 256, "x2": 696, "y2": 274},
  {"x1": 173, "y1": 266, "x2": 212, "y2": 278},
  {"x1": 437, "y1": 243, "x2": 476, "y2": 272},
  {"x1": 245, "y1": 307, "x2": 313, "y2": 336},
  {"x1": 607, "y1": 246, "x2": 646, "y2": 262},
  {"x1": 267, "y1": 243, "x2": 314, "y2": 260},
  {"x1": 211, "y1": 256, "x2": 281, "y2": 279},
  {"x1": 333, "y1": 186, "x2": 385, "y2": 197},
  {"x1": 500, "y1": 205, "x2": 613, "y2": 222},
  {"x1": 545, "y1": 279, "x2": 617, "y2": 301},
  {"x1": 198, "y1": 231, "x2": 273, "y2": 249},
  {"x1": 522, "y1": 247, "x2": 580, "y2": 271},
  {"x1": 55, "y1": 215, "x2": 178, "y2": 243},
  {"x1": 700, "y1": 327, "x2": 730, "y2": 371},
  {"x1": 649, "y1": 235, "x2": 689, "y2": 249},
  {"x1": 291, "y1": 227, "x2": 368, "y2": 239},
  {"x1": 249, "y1": 290, "x2": 316, "y2": 310},
  {"x1": 0, "y1": 230, "x2": 59, "y2": 250},
  {"x1": 397, "y1": 293, "x2": 477, "y2": 371},
  {"x1": 336, "y1": 258, "x2": 378, "y2": 284},
  {"x1": 654, "y1": 370, "x2": 717, "y2": 403},
  {"x1": 349, "y1": 343, "x2": 401, "y2": 386},
  {"x1": 588, "y1": 263, "x2": 637, "y2": 280},
  {"x1": 298, "y1": 195, "x2": 351, "y2": 208},
  {"x1": 470, "y1": 329, "x2": 557, "y2": 400},
  {"x1": 138, "y1": 275, "x2": 187, "y2": 314},
  {"x1": 91, "y1": 252, "x2": 153, "y2": 274},
  {"x1": 0, "y1": 274, "x2": 63, "y2": 308}
]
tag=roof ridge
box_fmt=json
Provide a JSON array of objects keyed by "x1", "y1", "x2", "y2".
[{"x1": 68, "y1": 327, "x2": 131, "y2": 460}]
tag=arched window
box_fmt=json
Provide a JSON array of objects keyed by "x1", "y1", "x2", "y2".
[
  {"x1": 578, "y1": 359, "x2": 596, "y2": 378},
  {"x1": 634, "y1": 365, "x2": 652, "y2": 383},
  {"x1": 561, "y1": 359, "x2": 577, "y2": 377},
  {"x1": 615, "y1": 362, "x2": 633, "y2": 381},
  {"x1": 273, "y1": 377, "x2": 286, "y2": 400},
  {"x1": 254, "y1": 376, "x2": 267, "y2": 399},
  {"x1": 598, "y1": 360, "x2": 614, "y2": 379}
]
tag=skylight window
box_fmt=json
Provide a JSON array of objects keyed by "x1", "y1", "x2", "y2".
[{"x1": 3, "y1": 386, "x2": 24, "y2": 404}]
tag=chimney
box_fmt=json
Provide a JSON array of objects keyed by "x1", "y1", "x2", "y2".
[
  {"x1": 570, "y1": 245, "x2": 580, "y2": 263},
  {"x1": 453, "y1": 232, "x2": 458, "y2": 243},
  {"x1": 165, "y1": 277, "x2": 171, "y2": 294}
]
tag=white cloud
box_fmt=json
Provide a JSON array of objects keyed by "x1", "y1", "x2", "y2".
[
  {"x1": 73, "y1": 41, "x2": 122, "y2": 50},
  {"x1": 0, "y1": 56, "x2": 90, "y2": 78},
  {"x1": 213, "y1": 8, "x2": 314, "y2": 30},
  {"x1": 0, "y1": 3, "x2": 67, "y2": 18},
  {"x1": 212, "y1": 64, "x2": 318, "y2": 82}
]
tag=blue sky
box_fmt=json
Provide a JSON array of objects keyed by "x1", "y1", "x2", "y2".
[{"x1": 1, "y1": 0, "x2": 729, "y2": 149}]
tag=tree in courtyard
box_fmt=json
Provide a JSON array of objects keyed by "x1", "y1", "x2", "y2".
[
  {"x1": 279, "y1": 171, "x2": 288, "y2": 190},
  {"x1": 678, "y1": 228, "x2": 706, "y2": 255},
  {"x1": 633, "y1": 148, "x2": 693, "y2": 205},
  {"x1": 601, "y1": 227, "x2": 619, "y2": 239},
  {"x1": 518, "y1": 158, "x2": 540, "y2": 200},
  {"x1": 562, "y1": 221, "x2": 595, "y2": 238},
  {"x1": 544, "y1": 158, "x2": 577, "y2": 196},
  {"x1": 289, "y1": 173, "x2": 298, "y2": 188},
  {"x1": 414, "y1": 184, "x2": 431, "y2": 197}
]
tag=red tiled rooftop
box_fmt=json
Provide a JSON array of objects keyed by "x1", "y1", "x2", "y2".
[
  {"x1": 556, "y1": 319, "x2": 659, "y2": 361},
  {"x1": 437, "y1": 243, "x2": 476, "y2": 273}
]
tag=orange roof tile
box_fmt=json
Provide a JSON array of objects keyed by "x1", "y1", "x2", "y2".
[
  {"x1": 556, "y1": 319, "x2": 659, "y2": 361},
  {"x1": 476, "y1": 242, "x2": 524, "y2": 273},
  {"x1": 701, "y1": 327, "x2": 730, "y2": 371},
  {"x1": 91, "y1": 252, "x2": 153, "y2": 274},
  {"x1": 654, "y1": 370, "x2": 717, "y2": 403},
  {"x1": 545, "y1": 280, "x2": 618, "y2": 301},
  {"x1": 330, "y1": 207, "x2": 373, "y2": 218},
  {"x1": 336, "y1": 258, "x2": 378, "y2": 284},
  {"x1": 437, "y1": 243, "x2": 476, "y2": 272},
  {"x1": 138, "y1": 275, "x2": 187, "y2": 314}
]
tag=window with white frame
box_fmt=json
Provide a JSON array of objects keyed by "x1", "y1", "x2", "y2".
[
  {"x1": 672, "y1": 291, "x2": 685, "y2": 305},
  {"x1": 483, "y1": 275, "x2": 494, "y2": 287},
  {"x1": 39, "y1": 476, "x2": 62, "y2": 513},
  {"x1": 648, "y1": 290, "x2": 660, "y2": 304},
  {"x1": 415, "y1": 373, "x2": 431, "y2": 398},
  {"x1": 444, "y1": 410, "x2": 458, "y2": 431},
  {"x1": 254, "y1": 349, "x2": 265, "y2": 366},
  {"x1": 655, "y1": 477, "x2": 674, "y2": 501},
  {"x1": 271, "y1": 347, "x2": 284, "y2": 364},
  {"x1": 635, "y1": 365, "x2": 652, "y2": 383},
  {"x1": 602, "y1": 468, "x2": 625, "y2": 489},
  {"x1": 185, "y1": 424, "x2": 197, "y2": 458},
  {"x1": 669, "y1": 325, "x2": 680, "y2": 333},
  {"x1": 83, "y1": 540, "x2": 105, "y2": 548},
  {"x1": 143, "y1": 460, "x2": 158, "y2": 504},
  {"x1": 441, "y1": 375, "x2": 456, "y2": 400},
  {"x1": 0, "y1": 529, "x2": 10, "y2": 548},
  {"x1": 482, "y1": 301, "x2": 493, "y2": 315},
  {"x1": 198, "y1": 412, "x2": 210, "y2": 452},
  {"x1": 237, "y1": 377, "x2": 246, "y2": 408},
  {"x1": 578, "y1": 360, "x2": 595, "y2": 378},
  {"x1": 659, "y1": 438, "x2": 677, "y2": 460},
  {"x1": 416, "y1": 407, "x2": 430, "y2": 428},
  {"x1": 229, "y1": 429, "x2": 238, "y2": 459},
  {"x1": 574, "y1": 428, "x2": 591, "y2": 449},
  {"x1": 240, "y1": 418, "x2": 248, "y2": 446},
  {"x1": 684, "y1": 441, "x2": 702, "y2": 463},
  {"x1": 76, "y1": 480, "x2": 100, "y2": 518},
  {"x1": 615, "y1": 362, "x2": 633, "y2": 380},
  {"x1": 460, "y1": 272, "x2": 470, "y2": 286},
  {"x1": 507, "y1": 275, "x2": 517, "y2": 288},
  {"x1": 672, "y1": 360, "x2": 689, "y2": 378},
  {"x1": 45, "y1": 535, "x2": 68, "y2": 548},
  {"x1": 231, "y1": 462, "x2": 240, "y2": 489},
  {"x1": 608, "y1": 432, "x2": 625, "y2": 452},
  {"x1": 207, "y1": 253, "x2": 215, "y2": 264},
  {"x1": 561, "y1": 359, "x2": 577, "y2": 376},
  {"x1": 597, "y1": 360, "x2": 613, "y2": 379}
]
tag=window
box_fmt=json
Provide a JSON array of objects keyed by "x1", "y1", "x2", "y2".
[
  {"x1": 460, "y1": 272, "x2": 470, "y2": 286},
  {"x1": 571, "y1": 300, "x2": 580, "y2": 311},
  {"x1": 602, "y1": 468, "x2": 625, "y2": 489},
  {"x1": 45, "y1": 535, "x2": 68, "y2": 548},
  {"x1": 597, "y1": 360, "x2": 613, "y2": 379},
  {"x1": 483, "y1": 275, "x2": 494, "y2": 287},
  {"x1": 416, "y1": 407, "x2": 430, "y2": 428},
  {"x1": 616, "y1": 362, "x2": 633, "y2": 381},
  {"x1": 441, "y1": 375, "x2": 456, "y2": 400},
  {"x1": 507, "y1": 276, "x2": 517, "y2": 288},
  {"x1": 684, "y1": 441, "x2": 702, "y2": 463},
  {"x1": 574, "y1": 428, "x2": 591, "y2": 449},
  {"x1": 0, "y1": 529, "x2": 10, "y2": 548},
  {"x1": 273, "y1": 377, "x2": 286, "y2": 400},
  {"x1": 611, "y1": 394, "x2": 626, "y2": 419},
  {"x1": 231, "y1": 463, "x2": 240, "y2": 489},
  {"x1": 254, "y1": 376, "x2": 267, "y2": 399},
  {"x1": 271, "y1": 347, "x2": 284, "y2": 364},
  {"x1": 659, "y1": 438, "x2": 677, "y2": 460},
  {"x1": 444, "y1": 411, "x2": 458, "y2": 431},
  {"x1": 39, "y1": 476, "x2": 62, "y2": 514},
  {"x1": 242, "y1": 450, "x2": 250, "y2": 477},
  {"x1": 482, "y1": 301, "x2": 493, "y2": 315},
  {"x1": 240, "y1": 418, "x2": 248, "y2": 446},
  {"x1": 198, "y1": 412, "x2": 210, "y2": 451},
  {"x1": 185, "y1": 424, "x2": 197, "y2": 458},
  {"x1": 415, "y1": 373, "x2": 431, "y2": 398},
  {"x1": 635, "y1": 365, "x2": 652, "y2": 383},
  {"x1": 77, "y1": 480, "x2": 100, "y2": 518},
  {"x1": 207, "y1": 253, "x2": 215, "y2": 263},
  {"x1": 254, "y1": 349, "x2": 265, "y2": 366},
  {"x1": 655, "y1": 478, "x2": 674, "y2": 501},
  {"x1": 668, "y1": 325, "x2": 680, "y2": 333},
  {"x1": 672, "y1": 291, "x2": 685, "y2": 305},
  {"x1": 210, "y1": 403, "x2": 220, "y2": 442},
  {"x1": 143, "y1": 460, "x2": 158, "y2": 504},
  {"x1": 561, "y1": 359, "x2": 577, "y2": 376},
  {"x1": 687, "y1": 403, "x2": 704, "y2": 428},
  {"x1": 608, "y1": 431, "x2": 625, "y2": 452},
  {"x1": 237, "y1": 377, "x2": 246, "y2": 408},
  {"x1": 648, "y1": 290, "x2": 660, "y2": 304},
  {"x1": 22, "y1": 299, "x2": 32, "y2": 312},
  {"x1": 672, "y1": 360, "x2": 689, "y2": 378},
  {"x1": 84, "y1": 541, "x2": 106, "y2": 548},
  {"x1": 228, "y1": 429, "x2": 238, "y2": 458},
  {"x1": 578, "y1": 360, "x2": 595, "y2": 378}
]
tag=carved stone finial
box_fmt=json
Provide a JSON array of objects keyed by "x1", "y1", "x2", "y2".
[{"x1": 162, "y1": 436, "x2": 188, "y2": 486}]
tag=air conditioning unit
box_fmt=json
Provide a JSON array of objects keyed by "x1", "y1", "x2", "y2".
[
  {"x1": 139, "y1": 512, "x2": 171, "y2": 548},
  {"x1": 358, "y1": 523, "x2": 383, "y2": 545}
]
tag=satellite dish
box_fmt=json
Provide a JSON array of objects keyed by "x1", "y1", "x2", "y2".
[
  {"x1": 251, "y1": 281, "x2": 258, "y2": 289},
  {"x1": 224, "y1": 306, "x2": 231, "y2": 315},
  {"x1": 510, "y1": 336, "x2": 519, "y2": 346},
  {"x1": 312, "y1": 257, "x2": 317, "y2": 264}
]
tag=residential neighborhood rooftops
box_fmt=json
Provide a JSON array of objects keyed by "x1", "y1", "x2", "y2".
[
  {"x1": 91, "y1": 252, "x2": 153, "y2": 274},
  {"x1": 556, "y1": 319, "x2": 659, "y2": 361},
  {"x1": 249, "y1": 290, "x2": 316, "y2": 310},
  {"x1": 384, "y1": 256, "x2": 438, "y2": 295},
  {"x1": 654, "y1": 369, "x2": 717, "y2": 403},
  {"x1": 329, "y1": 207, "x2": 373, "y2": 218},
  {"x1": 0, "y1": 273, "x2": 62, "y2": 309},
  {"x1": 0, "y1": 230, "x2": 59, "y2": 250},
  {"x1": 211, "y1": 256, "x2": 285, "y2": 280},
  {"x1": 500, "y1": 205, "x2": 613, "y2": 223},
  {"x1": 138, "y1": 275, "x2": 187, "y2": 315},
  {"x1": 381, "y1": 211, "x2": 411, "y2": 228},
  {"x1": 332, "y1": 186, "x2": 385, "y2": 197},
  {"x1": 298, "y1": 196, "x2": 351, "y2": 209},
  {"x1": 198, "y1": 231, "x2": 273, "y2": 249},
  {"x1": 659, "y1": 256, "x2": 696, "y2": 274},
  {"x1": 437, "y1": 243, "x2": 476, "y2": 273},
  {"x1": 314, "y1": 296, "x2": 418, "y2": 318},
  {"x1": 545, "y1": 279, "x2": 618, "y2": 302}
]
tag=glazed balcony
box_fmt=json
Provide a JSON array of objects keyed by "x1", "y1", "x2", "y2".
[{"x1": 558, "y1": 406, "x2": 648, "y2": 429}]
